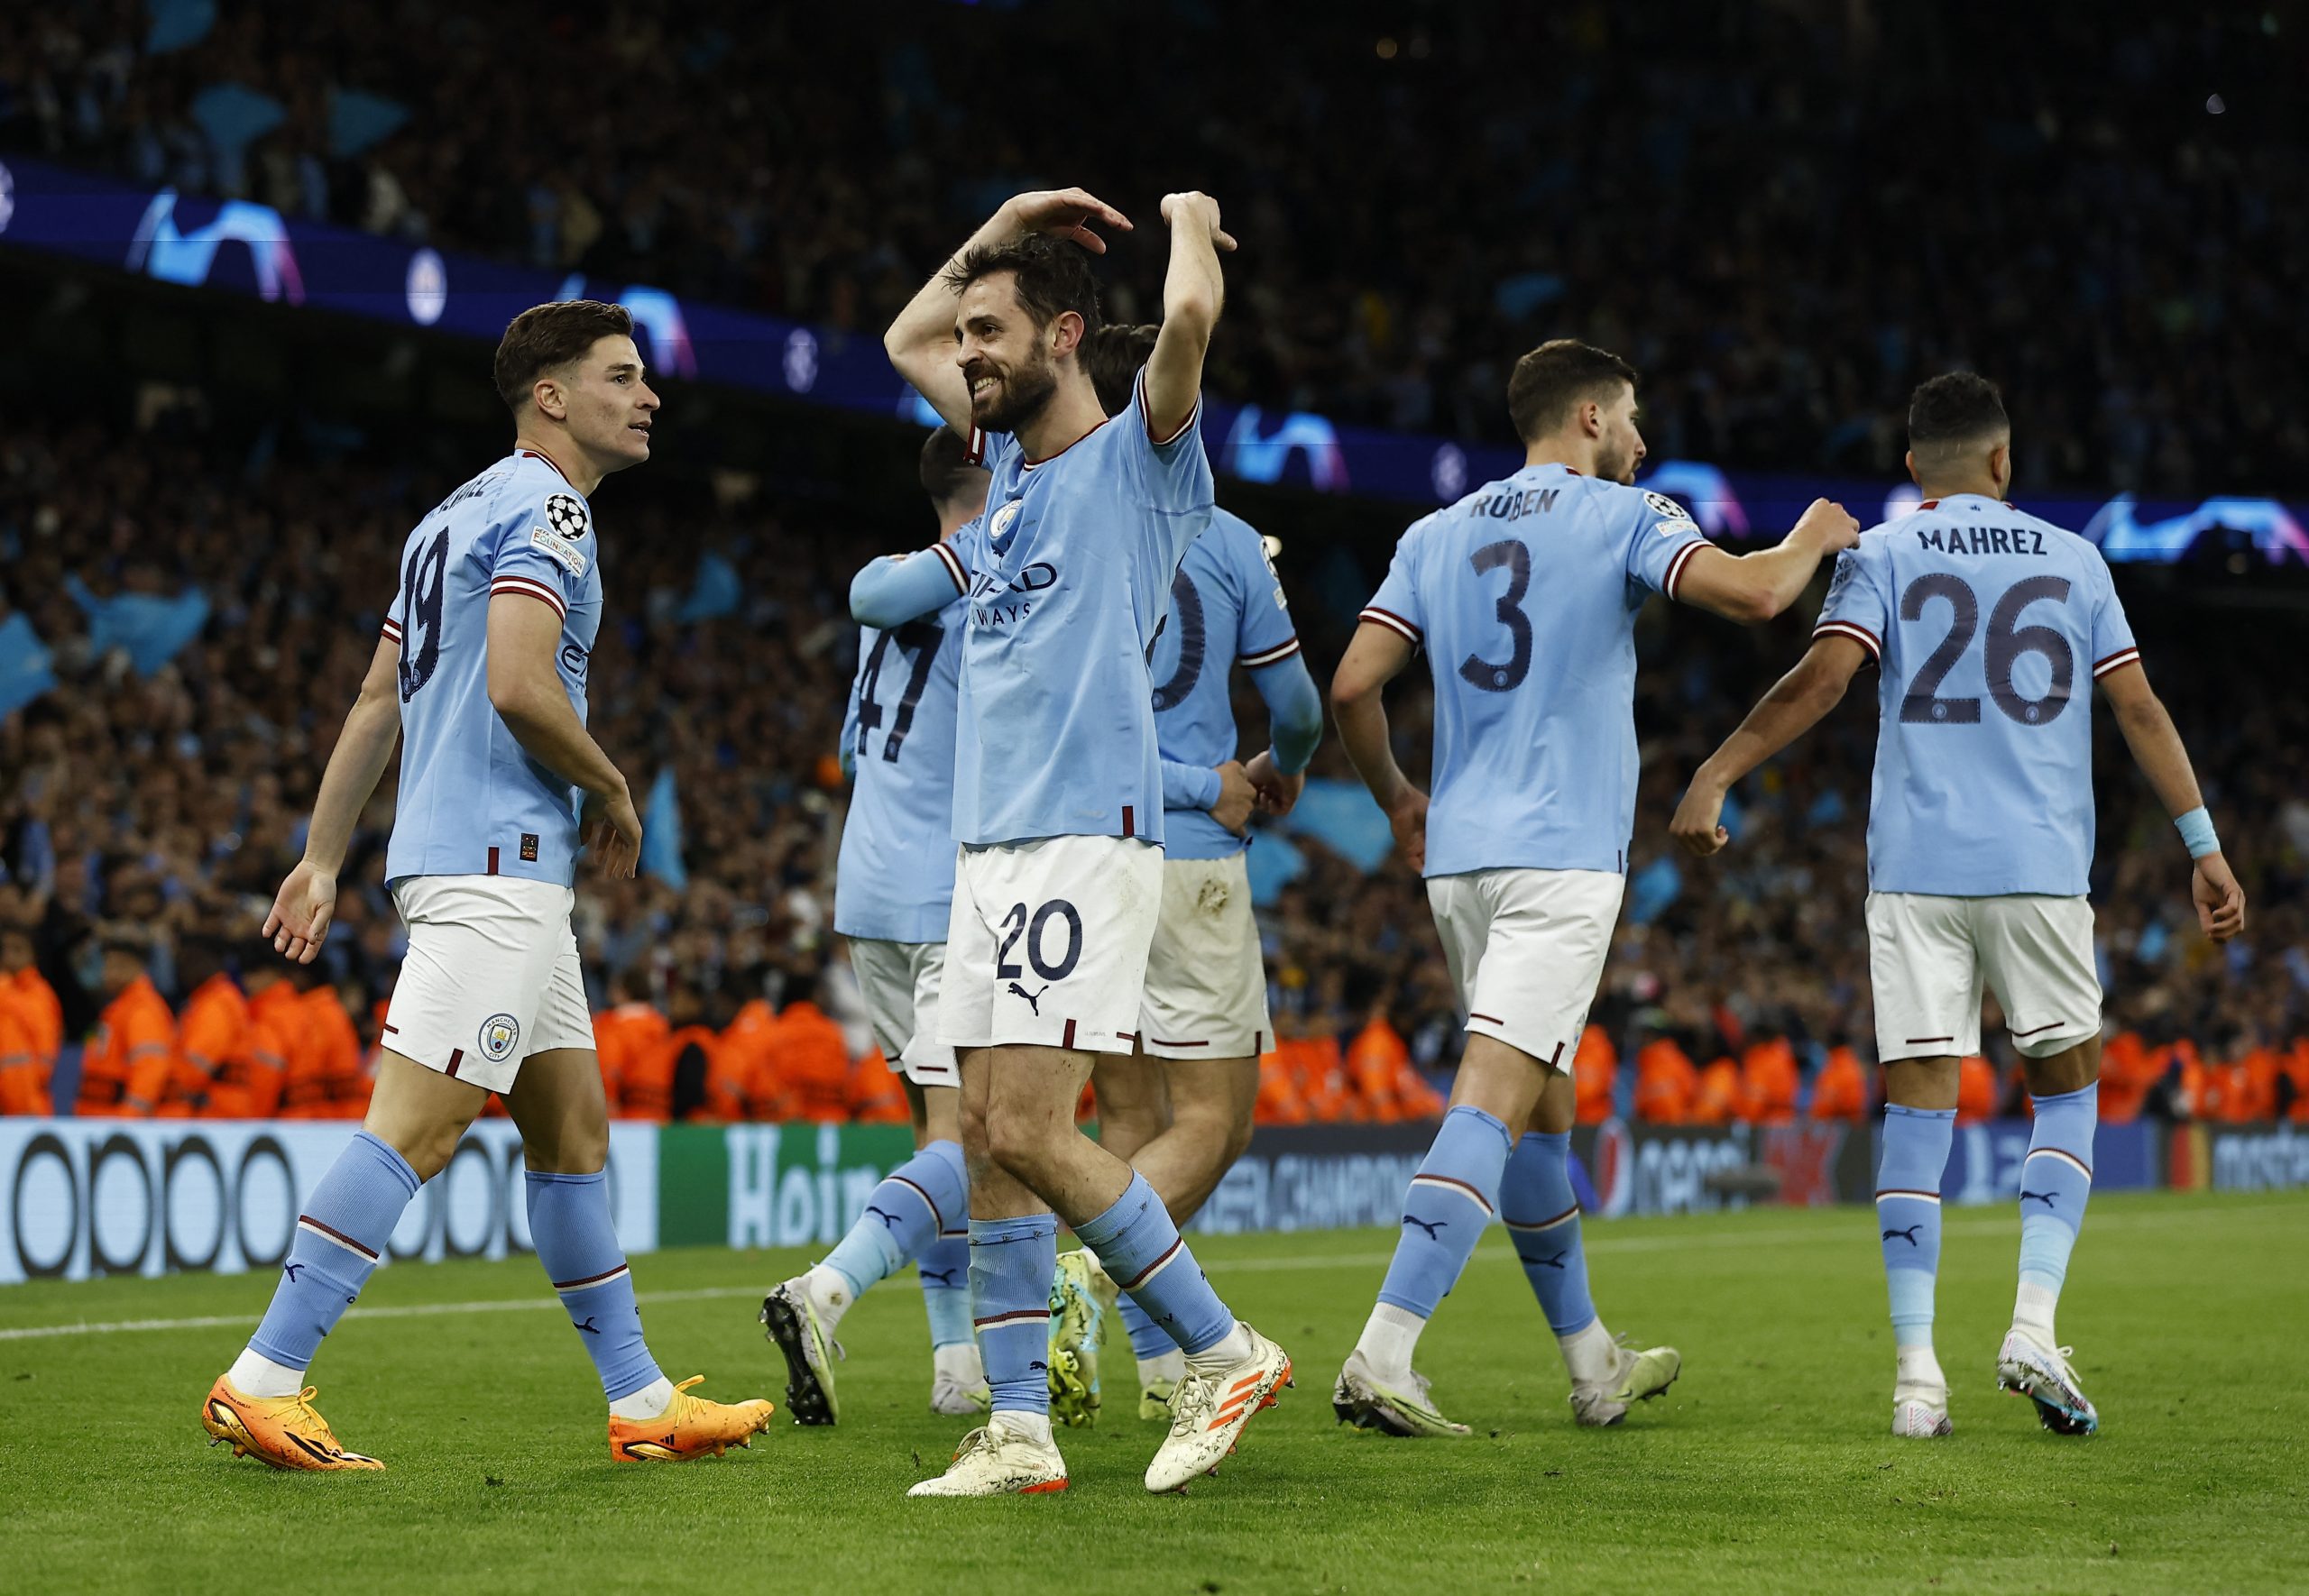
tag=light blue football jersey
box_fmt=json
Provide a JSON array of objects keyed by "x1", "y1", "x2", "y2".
[
  {"x1": 835, "y1": 540, "x2": 971, "y2": 943},
  {"x1": 1152, "y1": 509, "x2": 1303, "y2": 861},
  {"x1": 1813, "y1": 491, "x2": 2138, "y2": 897},
  {"x1": 954, "y1": 368, "x2": 1214, "y2": 846},
  {"x1": 1361, "y1": 463, "x2": 1712, "y2": 877},
  {"x1": 382, "y1": 449, "x2": 602, "y2": 887}
]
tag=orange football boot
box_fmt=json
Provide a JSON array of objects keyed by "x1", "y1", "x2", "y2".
[
  {"x1": 607, "y1": 1376, "x2": 777, "y2": 1462},
  {"x1": 201, "y1": 1375, "x2": 384, "y2": 1471}
]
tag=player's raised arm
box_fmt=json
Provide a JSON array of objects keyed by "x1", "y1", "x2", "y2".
[
  {"x1": 485, "y1": 593, "x2": 640, "y2": 879},
  {"x1": 2095, "y1": 661, "x2": 2246, "y2": 940},
  {"x1": 1331, "y1": 620, "x2": 1427, "y2": 870},
  {"x1": 883, "y1": 188, "x2": 1133, "y2": 435},
  {"x1": 1670, "y1": 635, "x2": 1871, "y2": 858},
  {"x1": 1672, "y1": 499, "x2": 1862, "y2": 624},
  {"x1": 264, "y1": 632, "x2": 403, "y2": 963},
  {"x1": 1143, "y1": 191, "x2": 1235, "y2": 440}
]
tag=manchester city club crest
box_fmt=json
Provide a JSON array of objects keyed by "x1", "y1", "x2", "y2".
[
  {"x1": 543, "y1": 492, "x2": 589, "y2": 540},
  {"x1": 478, "y1": 1013, "x2": 521, "y2": 1062}
]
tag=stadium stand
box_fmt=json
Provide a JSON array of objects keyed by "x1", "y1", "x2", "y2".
[{"x1": 4, "y1": 1, "x2": 2305, "y2": 492}]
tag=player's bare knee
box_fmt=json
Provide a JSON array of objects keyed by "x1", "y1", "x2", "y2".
[
  {"x1": 2020, "y1": 1035, "x2": 2101, "y2": 1098},
  {"x1": 980, "y1": 1099, "x2": 1057, "y2": 1185},
  {"x1": 524, "y1": 1122, "x2": 608, "y2": 1175}
]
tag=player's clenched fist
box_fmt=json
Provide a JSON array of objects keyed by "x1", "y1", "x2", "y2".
[
  {"x1": 1002, "y1": 188, "x2": 1132, "y2": 253},
  {"x1": 1792, "y1": 497, "x2": 1861, "y2": 555},
  {"x1": 1160, "y1": 191, "x2": 1237, "y2": 252},
  {"x1": 1669, "y1": 780, "x2": 1731, "y2": 858}
]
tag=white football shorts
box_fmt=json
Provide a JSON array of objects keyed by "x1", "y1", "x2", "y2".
[
  {"x1": 940, "y1": 835, "x2": 1164, "y2": 1055},
  {"x1": 846, "y1": 936, "x2": 960, "y2": 1087},
  {"x1": 1866, "y1": 891, "x2": 2102, "y2": 1060},
  {"x1": 383, "y1": 874, "x2": 593, "y2": 1095},
  {"x1": 1425, "y1": 867, "x2": 1624, "y2": 1069},
  {"x1": 1139, "y1": 852, "x2": 1271, "y2": 1060}
]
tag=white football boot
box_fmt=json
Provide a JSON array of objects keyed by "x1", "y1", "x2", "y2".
[
  {"x1": 1569, "y1": 1338, "x2": 1682, "y2": 1427},
  {"x1": 906, "y1": 1416, "x2": 1069, "y2": 1497},
  {"x1": 1997, "y1": 1327, "x2": 2098, "y2": 1435},
  {"x1": 1144, "y1": 1324, "x2": 1292, "y2": 1492}
]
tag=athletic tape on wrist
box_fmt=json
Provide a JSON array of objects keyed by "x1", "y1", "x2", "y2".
[{"x1": 2175, "y1": 806, "x2": 2220, "y2": 859}]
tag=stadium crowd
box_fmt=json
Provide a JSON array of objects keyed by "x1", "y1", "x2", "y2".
[
  {"x1": 2, "y1": 408, "x2": 2302, "y2": 1129},
  {"x1": 5, "y1": 2, "x2": 2306, "y2": 494}
]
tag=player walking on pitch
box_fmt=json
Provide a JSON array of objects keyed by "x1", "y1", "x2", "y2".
[
  {"x1": 202, "y1": 301, "x2": 776, "y2": 1470},
  {"x1": 1670, "y1": 372, "x2": 2245, "y2": 1439},
  {"x1": 761, "y1": 427, "x2": 992, "y2": 1423},
  {"x1": 1330, "y1": 339, "x2": 1861, "y2": 1435},
  {"x1": 883, "y1": 188, "x2": 1293, "y2": 1496}
]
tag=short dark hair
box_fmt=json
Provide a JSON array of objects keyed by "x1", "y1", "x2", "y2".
[
  {"x1": 917, "y1": 426, "x2": 988, "y2": 509},
  {"x1": 1907, "y1": 371, "x2": 2010, "y2": 455},
  {"x1": 942, "y1": 234, "x2": 1103, "y2": 341},
  {"x1": 1083, "y1": 323, "x2": 1160, "y2": 416},
  {"x1": 1506, "y1": 340, "x2": 1640, "y2": 444},
  {"x1": 494, "y1": 299, "x2": 635, "y2": 413}
]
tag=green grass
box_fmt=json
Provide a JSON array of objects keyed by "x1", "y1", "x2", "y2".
[{"x1": 2, "y1": 1190, "x2": 2304, "y2": 1594}]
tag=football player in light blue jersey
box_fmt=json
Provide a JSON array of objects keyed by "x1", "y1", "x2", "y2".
[
  {"x1": 1056, "y1": 323, "x2": 1323, "y2": 1427},
  {"x1": 884, "y1": 188, "x2": 1294, "y2": 1497},
  {"x1": 761, "y1": 427, "x2": 992, "y2": 1426},
  {"x1": 1673, "y1": 372, "x2": 2245, "y2": 1441},
  {"x1": 205, "y1": 302, "x2": 775, "y2": 1473},
  {"x1": 1329, "y1": 339, "x2": 1861, "y2": 1437}
]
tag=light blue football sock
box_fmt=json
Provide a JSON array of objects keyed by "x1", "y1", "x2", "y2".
[
  {"x1": 823, "y1": 1139, "x2": 967, "y2": 1298},
  {"x1": 1500, "y1": 1132, "x2": 1598, "y2": 1337},
  {"x1": 1073, "y1": 1172, "x2": 1235, "y2": 1359},
  {"x1": 1376, "y1": 1105, "x2": 1513, "y2": 1318},
  {"x1": 246, "y1": 1130, "x2": 419, "y2": 1372},
  {"x1": 1876, "y1": 1104, "x2": 1955, "y2": 1351},
  {"x1": 971, "y1": 1214, "x2": 1057, "y2": 1415},
  {"x1": 528, "y1": 1169, "x2": 663, "y2": 1404},
  {"x1": 1117, "y1": 1290, "x2": 1181, "y2": 1362},
  {"x1": 918, "y1": 1232, "x2": 973, "y2": 1347},
  {"x1": 2016, "y1": 1082, "x2": 2097, "y2": 1330}
]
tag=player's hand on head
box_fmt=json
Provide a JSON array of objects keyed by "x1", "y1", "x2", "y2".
[
  {"x1": 2192, "y1": 854, "x2": 2246, "y2": 941},
  {"x1": 1211, "y1": 760, "x2": 1257, "y2": 836},
  {"x1": 263, "y1": 859, "x2": 337, "y2": 965},
  {"x1": 1007, "y1": 188, "x2": 1132, "y2": 253},
  {"x1": 1244, "y1": 749, "x2": 1304, "y2": 817},
  {"x1": 1159, "y1": 191, "x2": 1237, "y2": 252},
  {"x1": 1670, "y1": 782, "x2": 1732, "y2": 858},
  {"x1": 1386, "y1": 786, "x2": 1429, "y2": 873},
  {"x1": 583, "y1": 784, "x2": 644, "y2": 880},
  {"x1": 1794, "y1": 498, "x2": 1861, "y2": 554}
]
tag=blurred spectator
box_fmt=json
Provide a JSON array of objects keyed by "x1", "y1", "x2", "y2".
[{"x1": 5, "y1": 2, "x2": 2307, "y2": 495}]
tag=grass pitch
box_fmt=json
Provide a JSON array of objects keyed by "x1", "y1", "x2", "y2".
[{"x1": 2, "y1": 1190, "x2": 2304, "y2": 1594}]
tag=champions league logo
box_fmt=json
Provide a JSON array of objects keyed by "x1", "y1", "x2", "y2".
[{"x1": 543, "y1": 493, "x2": 590, "y2": 540}]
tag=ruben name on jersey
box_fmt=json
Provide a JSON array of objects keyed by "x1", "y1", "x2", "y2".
[
  {"x1": 1812, "y1": 492, "x2": 2138, "y2": 897},
  {"x1": 1360, "y1": 464, "x2": 1712, "y2": 877},
  {"x1": 382, "y1": 449, "x2": 602, "y2": 887}
]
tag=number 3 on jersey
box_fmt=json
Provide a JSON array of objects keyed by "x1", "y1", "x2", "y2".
[
  {"x1": 1459, "y1": 538, "x2": 1533, "y2": 693},
  {"x1": 855, "y1": 619, "x2": 943, "y2": 764}
]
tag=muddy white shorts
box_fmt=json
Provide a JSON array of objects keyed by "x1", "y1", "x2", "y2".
[
  {"x1": 383, "y1": 874, "x2": 593, "y2": 1095},
  {"x1": 846, "y1": 936, "x2": 960, "y2": 1087},
  {"x1": 1425, "y1": 867, "x2": 1625, "y2": 1069},
  {"x1": 1139, "y1": 852, "x2": 1270, "y2": 1060},
  {"x1": 940, "y1": 835, "x2": 1164, "y2": 1055},
  {"x1": 1865, "y1": 892, "x2": 2102, "y2": 1061}
]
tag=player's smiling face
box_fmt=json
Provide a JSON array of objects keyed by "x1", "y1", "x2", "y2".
[
  {"x1": 954, "y1": 273, "x2": 1060, "y2": 434},
  {"x1": 557, "y1": 334, "x2": 659, "y2": 470},
  {"x1": 1594, "y1": 383, "x2": 1647, "y2": 486}
]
